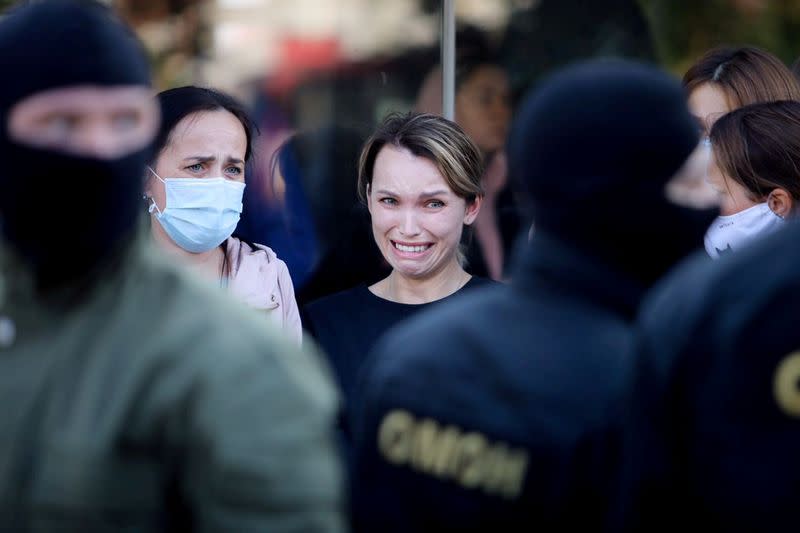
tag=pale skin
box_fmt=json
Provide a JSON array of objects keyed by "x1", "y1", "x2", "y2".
[
  {"x1": 706, "y1": 150, "x2": 793, "y2": 217},
  {"x1": 8, "y1": 85, "x2": 158, "y2": 159},
  {"x1": 660, "y1": 82, "x2": 732, "y2": 210},
  {"x1": 688, "y1": 82, "x2": 730, "y2": 138},
  {"x1": 455, "y1": 65, "x2": 512, "y2": 154},
  {"x1": 367, "y1": 145, "x2": 481, "y2": 305},
  {"x1": 144, "y1": 109, "x2": 247, "y2": 281},
  {"x1": 416, "y1": 64, "x2": 511, "y2": 152},
  {"x1": 689, "y1": 82, "x2": 793, "y2": 216}
]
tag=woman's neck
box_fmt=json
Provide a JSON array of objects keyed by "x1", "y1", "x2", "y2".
[
  {"x1": 150, "y1": 221, "x2": 224, "y2": 281},
  {"x1": 370, "y1": 260, "x2": 471, "y2": 304}
]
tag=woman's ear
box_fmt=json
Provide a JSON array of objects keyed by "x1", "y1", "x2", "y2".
[
  {"x1": 463, "y1": 195, "x2": 482, "y2": 226},
  {"x1": 768, "y1": 188, "x2": 793, "y2": 219},
  {"x1": 365, "y1": 183, "x2": 372, "y2": 213}
]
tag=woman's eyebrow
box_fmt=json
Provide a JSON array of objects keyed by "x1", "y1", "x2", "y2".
[
  {"x1": 418, "y1": 189, "x2": 449, "y2": 198},
  {"x1": 184, "y1": 155, "x2": 215, "y2": 163}
]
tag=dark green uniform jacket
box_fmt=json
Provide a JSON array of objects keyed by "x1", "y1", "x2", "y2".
[{"x1": 0, "y1": 235, "x2": 345, "y2": 532}]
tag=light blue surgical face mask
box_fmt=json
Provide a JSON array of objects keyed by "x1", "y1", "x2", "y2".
[{"x1": 147, "y1": 167, "x2": 245, "y2": 253}]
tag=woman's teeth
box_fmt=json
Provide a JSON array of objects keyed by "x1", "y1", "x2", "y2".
[{"x1": 394, "y1": 242, "x2": 430, "y2": 253}]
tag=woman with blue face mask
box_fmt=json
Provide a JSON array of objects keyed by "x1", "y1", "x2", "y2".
[
  {"x1": 144, "y1": 87, "x2": 301, "y2": 342},
  {"x1": 704, "y1": 100, "x2": 800, "y2": 258}
]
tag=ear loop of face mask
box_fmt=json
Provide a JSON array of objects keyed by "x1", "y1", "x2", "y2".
[
  {"x1": 767, "y1": 190, "x2": 786, "y2": 219},
  {"x1": 146, "y1": 166, "x2": 165, "y2": 216}
]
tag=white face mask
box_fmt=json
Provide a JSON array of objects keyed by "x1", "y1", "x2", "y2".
[
  {"x1": 147, "y1": 167, "x2": 245, "y2": 253},
  {"x1": 704, "y1": 202, "x2": 784, "y2": 259}
]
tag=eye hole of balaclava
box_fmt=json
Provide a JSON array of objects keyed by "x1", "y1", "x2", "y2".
[{"x1": 7, "y1": 86, "x2": 158, "y2": 160}]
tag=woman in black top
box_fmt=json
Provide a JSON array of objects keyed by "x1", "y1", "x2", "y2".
[{"x1": 304, "y1": 112, "x2": 491, "y2": 415}]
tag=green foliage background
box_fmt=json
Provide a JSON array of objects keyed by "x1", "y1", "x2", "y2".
[{"x1": 639, "y1": 0, "x2": 800, "y2": 73}]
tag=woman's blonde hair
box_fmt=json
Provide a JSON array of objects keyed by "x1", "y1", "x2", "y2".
[{"x1": 357, "y1": 112, "x2": 484, "y2": 205}]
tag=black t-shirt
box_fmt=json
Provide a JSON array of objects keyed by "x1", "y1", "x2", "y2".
[{"x1": 303, "y1": 277, "x2": 493, "y2": 410}]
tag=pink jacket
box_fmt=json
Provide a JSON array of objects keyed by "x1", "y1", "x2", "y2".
[{"x1": 225, "y1": 237, "x2": 302, "y2": 344}]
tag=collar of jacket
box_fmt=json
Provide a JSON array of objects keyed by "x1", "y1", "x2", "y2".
[{"x1": 511, "y1": 231, "x2": 645, "y2": 321}]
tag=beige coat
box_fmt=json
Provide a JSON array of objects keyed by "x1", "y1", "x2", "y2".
[{"x1": 226, "y1": 236, "x2": 302, "y2": 344}]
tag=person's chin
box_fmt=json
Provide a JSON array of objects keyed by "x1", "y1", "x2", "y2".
[{"x1": 394, "y1": 266, "x2": 434, "y2": 280}]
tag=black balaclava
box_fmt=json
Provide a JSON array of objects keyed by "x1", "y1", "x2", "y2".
[
  {"x1": 508, "y1": 59, "x2": 717, "y2": 287},
  {"x1": 0, "y1": 0, "x2": 152, "y2": 291}
]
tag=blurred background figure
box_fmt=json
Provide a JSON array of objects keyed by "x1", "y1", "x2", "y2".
[
  {"x1": 499, "y1": 0, "x2": 655, "y2": 101},
  {"x1": 669, "y1": 46, "x2": 800, "y2": 209},
  {"x1": 105, "y1": 0, "x2": 676, "y2": 292},
  {"x1": 0, "y1": 1, "x2": 343, "y2": 530},
  {"x1": 416, "y1": 26, "x2": 520, "y2": 281},
  {"x1": 704, "y1": 100, "x2": 800, "y2": 258},
  {"x1": 618, "y1": 202, "x2": 800, "y2": 533},
  {"x1": 303, "y1": 112, "x2": 492, "y2": 458},
  {"x1": 145, "y1": 86, "x2": 302, "y2": 342},
  {"x1": 684, "y1": 46, "x2": 800, "y2": 137},
  {"x1": 349, "y1": 60, "x2": 716, "y2": 532},
  {"x1": 239, "y1": 125, "x2": 388, "y2": 306}
]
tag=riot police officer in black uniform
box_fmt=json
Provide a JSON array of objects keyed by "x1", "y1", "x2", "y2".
[{"x1": 349, "y1": 59, "x2": 716, "y2": 532}]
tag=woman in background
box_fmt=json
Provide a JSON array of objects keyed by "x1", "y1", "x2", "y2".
[
  {"x1": 416, "y1": 27, "x2": 521, "y2": 280},
  {"x1": 704, "y1": 100, "x2": 800, "y2": 257},
  {"x1": 304, "y1": 112, "x2": 491, "y2": 421},
  {"x1": 668, "y1": 46, "x2": 800, "y2": 209},
  {"x1": 267, "y1": 126, "x2": 388, "y2": 306},
  {"x1": 144, "y1": 86, "x2": 302, "y2": 342}
]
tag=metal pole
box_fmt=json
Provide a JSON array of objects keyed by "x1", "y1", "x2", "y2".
[{"x1": 441, "y1": 0, "x2": 455, "y2": 120}]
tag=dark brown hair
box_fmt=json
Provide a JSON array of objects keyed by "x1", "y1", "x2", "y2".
[
  {"x1": 710, "y1": 100, "x2": 800, "y2": 202},
  {"x1": 154, "y1": 86, "x2": 257, "y2": 163},
  {"x1": 683, "y1": 46, "x2": 800, "y2": 109}
]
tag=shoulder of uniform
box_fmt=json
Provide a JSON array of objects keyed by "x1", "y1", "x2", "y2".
[{"x1": 366, "y1": 286, "x2": 508, "y2": 384}]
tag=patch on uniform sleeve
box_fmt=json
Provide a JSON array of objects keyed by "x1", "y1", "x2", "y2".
[
  {"x1": 377, "y1": 409, "x2": 529, "y2": 499},
  {"x1": 774, "y1": 352, "x2": 800, "y2": 417}
]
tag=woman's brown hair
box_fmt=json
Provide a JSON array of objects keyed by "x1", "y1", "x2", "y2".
[
  {"x1": 683, "y1": 46, "x2": 800, "y2": 109},
  {"x1": 710, "y1": 100, "x2": 800, "y2": 202},
  {"x1": 357, "y1": 111, "x2": 484, "y2": 205}
]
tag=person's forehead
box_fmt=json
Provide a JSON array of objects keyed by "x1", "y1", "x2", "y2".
[
  {"x1": 463, "y1": 70, "x2": 508, "y2": 91},
  {"x1": 14, "y1": 85, "x2": 154, "y2": 113},
  {"x1": 374, "y1": 145, "x2": 452, "y2": 192},
  {"x1": 689, "y1": 83, "x2": 730, "y2": 115},
  {"x1": 166, "y1": 110, "x2": 246, "y2": 151},
  {"x1": 172, "y1": 109, "x2": 243, "y2": 136}
]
